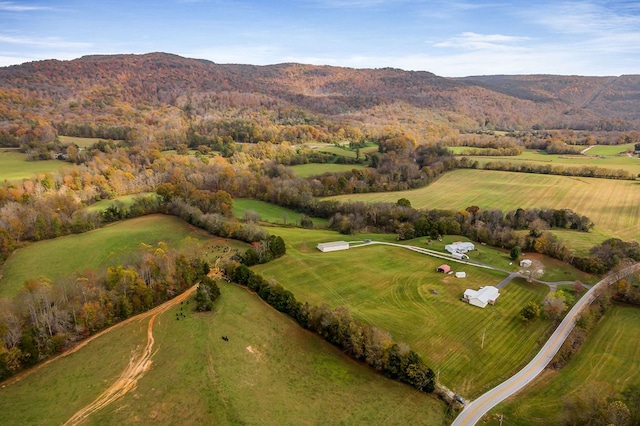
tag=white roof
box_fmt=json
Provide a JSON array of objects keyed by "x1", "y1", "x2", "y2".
[
  {"x1": 464, "y1": 286, "x2": 500, "y2": 304},
  {"x1": 317, "y1": 241, "x2": 349, "y2": 249},
  {"x1": 445, "y1": 242, "x2": 475, "y2": 253}
]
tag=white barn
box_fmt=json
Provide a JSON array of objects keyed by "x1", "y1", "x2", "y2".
[
  {"x1": 463, "y1": 286, "x2": 500, "y2": 308},
  {"x1": 445, "y1": 242, "x2": 475, "y2": 255},
  {"x1": 317, "y1": 241, "x2": 350, "y2": 252}
]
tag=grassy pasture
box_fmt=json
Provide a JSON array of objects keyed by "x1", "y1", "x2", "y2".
[
  {"x1": 85, "y1": 192, "x2": 158, "y2": 212},
  {"x1": 58, "y1": 136, "x2": 123, "y2": 149},
  {"x1": 0, "y1": 150, "x2": 65, "y2": 181},
  {"x1": 326, "y1": 169, "x2": 640, "y2": 243},
  {"x1": 0, "y1": 315, "x2": 149, "y2": 424},
  {"x1": 290, "y1": 162, "x2": 367, "y2": 177},
  {"x1": 460, "y1": 147, "x2": 640, "y2": 174},
  {"x1": 0, "y1": 214, "x2": 248, "y2": 298},
  {"x1": 253, "y1": 227, "x2": 556, "y2": 397},
  {"x1": 0, "y1": 284, "x2": 448, "y2": 425},
  {"x1": 233, "y1": 198, "x2": 330, "y2": 227},
  {"x1": 488, "y1": 304, "x2": 640, "y2": 425}
]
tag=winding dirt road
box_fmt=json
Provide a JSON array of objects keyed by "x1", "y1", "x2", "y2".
[{"x1": 60, "y1": 285, "x2": 197, "y2": 426}]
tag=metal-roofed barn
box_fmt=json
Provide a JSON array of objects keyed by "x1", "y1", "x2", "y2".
[{"x1": 317, "y1": 241, "x2": 350, "y2": 252}]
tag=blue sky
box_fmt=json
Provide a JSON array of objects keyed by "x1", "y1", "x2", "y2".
[{"x1": 0, "y1": 0, "x2": 639, "y2": 76}]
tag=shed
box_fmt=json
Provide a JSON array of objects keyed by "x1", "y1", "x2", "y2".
[
  {"x1": 463, "y1": 286, "x2": 500, "y2": 308},
  {"x1": 455, "y1": 272, "x2": 466, "y2": 278},
  {"x1": 445, "y1": 242, "x2": 475, "y2": 254},
  {"x1": 437, "y1": 264, "x2": 451, "y2": 273},
  {"x1": 451, "y1": 252, "x2": 469, "y2": 260},
  {"x1": 520, "y1": 259, "x2": 532, "y2": 267},
  {"x1": 317, "y1": 241, "x2": 350, "y2": 252}
]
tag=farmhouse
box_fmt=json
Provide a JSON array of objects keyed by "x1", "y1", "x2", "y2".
[
  {"x1": 437, "y1": 264, "x2": 451, "y2": 273},
  {"x1": 520, "y1": 259, "x2": 532, "y2": 267},
  {"x1": 317, "y1": 241, "x2": 350, "y2": 252},
  {"x1": 445, "y1": 242, "x2": 475, "y2": 255},
  {"x1": 463, "y1": 286, "x2": 500, "y2": 308}
]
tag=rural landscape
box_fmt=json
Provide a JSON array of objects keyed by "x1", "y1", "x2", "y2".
[{"x1": 0, "y1": 51, "x2": 639, "y2": 426}]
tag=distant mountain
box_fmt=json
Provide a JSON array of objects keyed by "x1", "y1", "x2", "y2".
[{"x1": 1, "y1": 52, "x2": 638, "y2": 146}]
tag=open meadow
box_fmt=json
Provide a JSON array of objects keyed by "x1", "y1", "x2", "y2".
[
  {"x1": 290, "y1": 162, "x2": 367, "y2": 177},
  {"x1": 326, "y1": 169, "x2": 640, "y2": 243},
  {"x1": 0, "y1": 150, "x2": 66, "y2": 181},
  {"x1": 233, "y1": 198, "x2": 329, "y2": 227},
  {"x1": 487, "y1": 303, "x2": 640, "y2": 425},
  {"x1": 85, "y1": 193, "x2": 159, "y2": 212},
  {"x1": 0, "y1": 214, "x2": 248, "y2": 298},
  {"x1": 451, "y1": 145, "x2": 640, "y2": 174},
  {"x1": 0, "y1": 283, "x2": 448, "y2": 425},
  {"x1": 253, "y1": 227, "x2": 558, "y2": 397}
]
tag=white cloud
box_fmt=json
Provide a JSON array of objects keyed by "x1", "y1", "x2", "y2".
[
  {"x1": 434, "y1": 32, "x2": 530, "y2": 51},
  {"x1": 0, "y1": 2, "x2": 50, "y2": 11},
  {"x1": 0, "y1": 35, "x2": 91, "y2": 48}
]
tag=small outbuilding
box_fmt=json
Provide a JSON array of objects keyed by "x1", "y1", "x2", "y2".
[
  {"x1": 437, "y1": 264, "x2": 451, "y2": 273},
  {"x1": 455, "y1": 272, "x2": 467, "y2": 278},
  {"x1": 520, "y1": 259, "x2": 532, "y2": 267},
  {"x1": 445, "y1": 242, "x2": 475, "y2": 255},
  {"x1": 463, "y1": 286, "x2": 500, "y2": 308},
  {"x1": 451, "y1": 252, "x2": 469, "y2": 260},
  {"x1": 317, "y1": 241, "x2": 350, "y2": 252}
]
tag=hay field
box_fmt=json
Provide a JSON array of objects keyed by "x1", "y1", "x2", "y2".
[{"x1": 326, "y1": 169, "x2": 640, "y2": 242}]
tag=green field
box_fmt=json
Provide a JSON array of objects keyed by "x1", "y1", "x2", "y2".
[
  {"x1": 253, "y1": 227, "x2": 556, "y2": 397},
  {"x1": 458, "y1": 146, "x2": 640, "y2": 174},
  {"x1": 290, "y1": 163, "x2": 368, "y2": 177},
  {"x1": 488, "y1": 304, "x2": 640, "y2": 425},
  {"x1": 58, "y1": 136, "x2": 123, "y2": 149},
  {"x1": 326, "y1": 169, "x2": 640, "y2": 243},
  {"x1": 0, "y1": 283, "x2": 448, "y2": 425},
  {"x1": 86, "y1": 193, "x2": 158, "y2": 212},
  {"x1": 0, "y1": 214, "x2": 248, "y2": 298},
  {"x1": 233, "y1": 198, "x2": 329, "y2": 227},
  {"x1": 0, "y1": 150, "x2": 66, "y2": 181}
]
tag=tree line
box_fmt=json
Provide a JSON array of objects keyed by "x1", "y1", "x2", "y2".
[{"x1": 225, "y1": 262, "x2": 436, "y2": 393}]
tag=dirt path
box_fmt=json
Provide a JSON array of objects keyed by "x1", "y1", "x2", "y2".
[{"x1": 62, "y1": 285, "x2": 196, "y2": 425}]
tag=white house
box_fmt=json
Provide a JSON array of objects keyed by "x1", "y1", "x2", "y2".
[
  {"x1": 445, "y1": 242, "x2": 475, "y2": 255},
  {"x1": 317, "y1": 241, "x2": 350, "y2": 252},
  {"x1": 463, "y1": 286, "x2": 500, "y2": 308},
  {"x1": 520, "y1": 259, "x2": 532, "y2": 267},
  {"x1": 455, "y1": 272, "x2": 467, "y2": 278}
]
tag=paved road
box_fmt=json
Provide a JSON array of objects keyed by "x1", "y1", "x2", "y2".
[{"x1": 451, "y1": 263, "x2": 640, "y2": 426}]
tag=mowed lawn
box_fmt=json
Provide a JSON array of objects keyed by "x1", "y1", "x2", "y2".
[
  {"x1": 290, "y1": 162, "x2": 367, "y2": 177},
  {"x1": 326, "y1": 169, "x2": 640, "y2": 242},
  {"x1": 253, "y1": 227, "x2": 555, "y2": 397},
  {"x1": 0, "y1": 150, "x2": 67, "y2": 181},
  {"x1": 233, "y1": 198, "x2": 329, "y2": 228},
  {"x1": 489, "y1": 304, "x2": 640, "y2": 425},
  {"x1": 0, "y1": 214, "x2": 248, "y2": 298},
  {"x1": 0, "y1": 284, "x2": 448, "y2": 425}
]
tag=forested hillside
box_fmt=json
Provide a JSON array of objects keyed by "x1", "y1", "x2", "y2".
[{"x1": 1, "y1": 52, "x2": 639, "y2": 150}]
